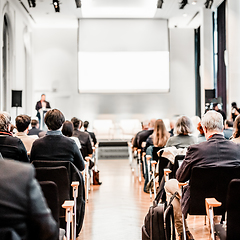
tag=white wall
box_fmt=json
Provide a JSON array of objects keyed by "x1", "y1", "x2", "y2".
[
  {"x1": 32, "y1": 26, "x2": 195, "y2": 123},
  {"x1": 0, "y1": 0, "x2": 33, "y2": 121}
]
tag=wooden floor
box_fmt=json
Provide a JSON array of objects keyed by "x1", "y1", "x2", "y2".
[{"x1": 77, "y1": 159, "x2": 210, "y2": 240}]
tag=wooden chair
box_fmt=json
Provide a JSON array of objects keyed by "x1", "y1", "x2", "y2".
[{"x1": 206, "y1": 179, "x2": 240, "y2": 240}]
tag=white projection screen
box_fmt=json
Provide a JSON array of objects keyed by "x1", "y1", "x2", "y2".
[{"x1": 78, "y1": 19, "x2": 169, "y2": 93}]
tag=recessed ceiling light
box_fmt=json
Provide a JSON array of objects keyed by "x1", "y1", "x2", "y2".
[
  {"x1": 183, "y1": 13, "x2": 188, "y2": 17},
  {"x1": 192, "y1": 1, "x2": 197, "y2": 5}
]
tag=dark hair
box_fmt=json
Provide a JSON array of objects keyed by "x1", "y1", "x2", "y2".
[
  {"x1": 83, "y1": 121, "x2": 89, "y2": 129},
  {"x1": 44, "y1": 109, "x2": 65, "y2": 130},
  {"x1": 225, "y1": 120, "x2": 233, "y2": 128},
  {"x1": 62, "y1": 121, "x2": 74, "y2": 137},
  {"x1": 31, "y1": 119, "x2": 39, "y2": 127},
  {"x1": 232, "y1": 102, "x2": 237, "y2": 108},
  {"x1": 71, "y1": 117, "x2": 81, "y2": 129},
  {"x1": 41, "y1": 94, "x2": 45, "y2": 97},
  {"x1": 15, "y1": 115, "x2": 31, "y2": 132},
  {"x1": 233, "y1": 116, "x2": 240, "y2": 138}
]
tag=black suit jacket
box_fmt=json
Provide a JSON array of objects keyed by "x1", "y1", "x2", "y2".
[
  {"x1": 0, "y1": 159, "x2": 58, "y2": 240},
  {"x1": 85, "y1": 130, "x2": 97, "y2": 146},
  {"x1": 35, "y1": 101, "x2": 51, "y2": 111},
  {"x1": 136, "y1": 129, "x2": 154, "y2": 149},
  {"x1": 73, "y1": 129, "x2": 93, "y2": 158},
  {"x1": 30, "y1": 134, "x2": 85, "y2": 171},
  {"x1": 28, "y1": 127, "x2": 43, "y2": 137},
  {"x1": 176, "y1": 134, "x2": 240, "y2": 216},
  {"x1": 0, "y1": 132, "x2": 29, "y2": 162}
]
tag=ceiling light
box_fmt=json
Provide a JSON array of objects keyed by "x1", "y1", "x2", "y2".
[
  {"x1": 157, "y1": 0, "x2": 163, "y2": 8},
  {"x1": 28, "y1": 0, "x2": 36, "y2": 7},
  {"x1": 75, "y1": 0, "x2": 81, "y2": 8},
  {"x1": 192, "y1": 1, "x2": 197, "y2": 5},
  {"x1": 52, "y1": 0, "x2": 60, "y2": 12},
  {"x1": 183, "y1": 13, "x2": 188, "y2": 17},
  {"x1": 179, "y1": 0, "x2": 188, "y2": 9},
  {"x1": 205, "y1": 0, "x2": 213, "y2": 9}
]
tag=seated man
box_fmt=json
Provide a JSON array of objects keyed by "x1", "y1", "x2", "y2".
[
  {"x1": 165, "y1": 111, "x2": 240, "y2": 240},
  {"x1": 0, "y1": 111, "x2": 29, "y2": 162},
  {"x1": 30, "y1": 109, "x2": 85, "y2": 171},
  {"x1": 28, "y1": 119, "x2": 45, "y2": 138},
  {"x1": 71, "y1": 117, "x2": 93, "y2": 159},
  {"x1": 83, "y1": 120, "x2": 97, "y2": 147},
  {"x1": 15, "y1": 115, "x2": 36, "y2": 154},
  {"x1": 223, "y1": 119, "x2": 233, "y2": 140},
  {"x1": 0, "y1": 157, "x2": 58, "y2": 240}
]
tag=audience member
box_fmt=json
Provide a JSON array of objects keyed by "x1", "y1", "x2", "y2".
[
  {"x1": 30, "y1": 109, "x2": 85, "y2": 171},
  {"x1": 0, "y1": 111, "x2": 29, "y2": 162},
  {"x1": 28, "y1": 119, "x2": 44, "y2": 137},
  {"x1": 136, "y1": 119, "x2": 156, "y2": 150},
  {"x1": 165, "y1": 116, "x2": 197, "y2": 149},
  {"x1": 213, "y1": 103, "x2": 226, "y2": 123},
  {"x1": 231, "y1": 115, "x2": 240, "y2": 143},
  {"x1": 0, "y1": 158, "x2": 58, "y2": 240},
  {"x1": 71, "y1": 117, "x2": 93, "y2": 159},
  {"x1": 10, "y1": 124, "x2": 16, "y2": 134},
  {"x1": 84, "y1": 120, "x2": 97, "y2": 146},
  {"x1": 231, "y1": 102, "x2": 240, "y2": 121},
  {"x1": 169, "y1": 120, "x2": 175, "y2": 137},
  {"x1": 15, "y1": 115, "x2": 36, "y2": 154},
  {"x1": 223, "y1": 120, "x2": 233, "y2": 140},
  {"x1": 165, "y1": 111, "x2": 240, "y2": 240},
  {"x1": 145, "y1": 119, "x2": 169, "y2": 155},
  {"x1": 197, "y1": 122, "x2": 206, "y2": 143},
  {"x1": 132, "y1": 120, "x2": 149, "y2": 148},
  {"x1": 62, "y1": 120, "x2": 81, "y2": 150}
]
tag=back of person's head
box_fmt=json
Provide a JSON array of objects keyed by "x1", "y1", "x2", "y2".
[
  {"x1": 15, "y1": 115, "x2": 31, "y2": 132},
  {"x1": 71, "y1": 117, "x2": 81, "y2": 129},
  {"x1": 141, "y1": 120, "x2": 149, "y2": 130},
  {"x1": 83, "y1": 121, "x2": 89, "y2": 129},
  {"x1": 149, "y1": 119, "x2": 156, "y2": 128},
  {"x1": 0, "y1": 111, "x2": 11, "y2": 132},
  {"x1": 233, "y1": 115, "x2": 240, "y2": 138},
  {"x1": 174, "y1": 115, "x2": 194, "y2": 135},
  {"x1": 10, "y1": 124, "x2": 16, "y2": 133},
  {"x1": 62, "y1": 121, "x2": 74, "y2": 137},
  {"x1": 201, "y1": 110, "x2": 223, "y2": 132},
  {"x1": 232, "y1": 102, "x2": 237, "y2": 108},
  {"x1": 153, "y1": 119, "x2": 169, "y2": 147},
  {"x1": 31, "y1": 119, "x2": 39, "y2": 127},
  {"x1": 225, "y1": 120, "x2": 233, "y2": 128},
  {"x1": 213, "y1": 103, "x2": 218, "y2": 110},
  {"x1": 44, "y1": 109, "x2": 65, "y2": 131}
]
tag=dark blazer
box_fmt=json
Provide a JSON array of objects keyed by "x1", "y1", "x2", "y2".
[
  {"x1": 0, "y1": 132, "x2": 29, "y2": 162},
  {"x1": 28, "y1": 127, "x2": 43, "y2": 137},
  {"x1": 30, "y1": 134, "x2": 85, "y2": 171},
  {"x1": 85, "y1": 130, "x2": 97, "y2": 146},
  {"x1": 73, "y1": 129, "x2": 93, "y2": 159},
  {"x1": 0, "y1": 158, "x2": 58, "y2": 240},
  {"x1": 176, "y1": 134, "x2": 240, "y2": 216},
  {"x1": 137, "y1": 129, "x2": 154, "y2": 149},
  {"x1": 35, "y1": 100, "x2": 51, "y2": 111}
]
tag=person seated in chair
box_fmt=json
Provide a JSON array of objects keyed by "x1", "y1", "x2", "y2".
[
  {"x1": 15, "y1": 115, "x2": 36, "y2": 154},
  {"x1": 28, "y1": 119, "x2": 45, "y2": 138},
  {"x1": 223, "y1": 119, "x2": 233, "y2": 140},
  {"x1": 164, "y1": 111, "x2": 240, "y2": 240},
  {"x1": 71, "y1": 117, "x2": 93, "y2": 159},
  {"x1": 0, "y1": 111, "x2": 29, "y2": 162},
  {"x1": 0, "y1": 157, "x2": 58, "y2": 240},
  {"x1": 30, "y1": 109, "x2": 85, "y2": 171},
  {"x1": 83, "y1": 120, "x2": 97, "y2": 147}
]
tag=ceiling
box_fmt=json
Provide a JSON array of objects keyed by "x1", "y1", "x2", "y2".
[{"x1": 20, "y1": 0, "x2": 224, "y2": 28}]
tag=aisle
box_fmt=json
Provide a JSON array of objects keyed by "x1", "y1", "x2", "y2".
[
  {"x1": 77, "y1": 159, "x2": 210, "y2": 240},
  {"x1": 78, "y1": 159, "x2": 151, "y2": 240}
]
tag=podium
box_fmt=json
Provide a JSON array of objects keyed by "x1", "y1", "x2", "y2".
[{"x1": 38, "y1": 108, "x2": 51, "y2": 130}]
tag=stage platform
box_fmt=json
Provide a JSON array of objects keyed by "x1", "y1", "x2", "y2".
[{"x1": 98, "y1": 140, "x2": 129, "y2": 159}]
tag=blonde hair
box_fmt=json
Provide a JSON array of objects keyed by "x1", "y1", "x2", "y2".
[
  {"x1": 174, "y1": 115, "x2": 194, "y2": 135},
  {"x1": 152, "y1": 119, "x2": 169, "y2": 147},
  {"x1": 0, "y1": 112, "x2": 11, "y2": 132}
]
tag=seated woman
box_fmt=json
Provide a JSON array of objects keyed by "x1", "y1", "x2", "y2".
[
  {"x1": 30, "y1": 109, "x2": 85, "y2": 171},
  {"x1": 231, "y1": 115, "x2": 240, "y2": 143},
  {"x1": 0, "y1": 111, "x2": 29, "y2": 162},
  {"x1": 165, "y1": 115, "x2": 197, "y2": 149},
  {"x1": 62, "y1": 120, "x2": 81, "y2": 150},
  {"x1": 144, "y1": 119, "x2": 169, "y2": 193}
]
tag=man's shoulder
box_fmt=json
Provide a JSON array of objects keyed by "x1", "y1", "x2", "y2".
[{"x1": 0, "y1": 159, "x2": 33, "y2": 175}]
